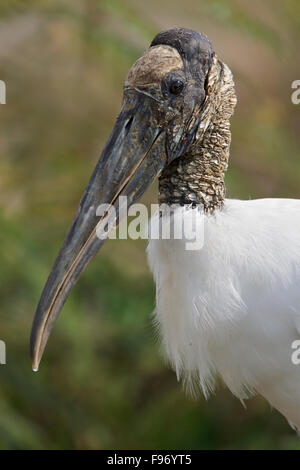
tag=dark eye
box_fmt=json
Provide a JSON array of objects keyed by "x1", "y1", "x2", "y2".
[{"x1": 169, "y1": 80, "x2": 184, "y2": 95}]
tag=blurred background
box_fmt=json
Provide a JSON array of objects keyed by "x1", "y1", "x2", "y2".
[{"x1": 0, "y1": 0, "x2": 300, "y2": 450}]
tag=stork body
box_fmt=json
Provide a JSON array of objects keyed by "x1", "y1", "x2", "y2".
[
  {"x1": 31, "y1": 28, "x2": 300, "y2": 432},
  {"x1": 148, "y1": 199, "x2": 300, "y2": 429}
]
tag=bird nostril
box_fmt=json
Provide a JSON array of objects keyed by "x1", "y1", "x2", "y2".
[{"x1": 124, "y1": 116, "x2": 134, "y2": 136}]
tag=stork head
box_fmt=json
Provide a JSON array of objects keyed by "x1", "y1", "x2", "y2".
[{"x1": 30, "y1": 28, "x2": 236, "y2": 370}]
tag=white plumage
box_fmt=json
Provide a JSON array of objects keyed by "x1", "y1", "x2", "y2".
[{"x1": 148, "y1": 198, "x2": 300, "y2": 429}]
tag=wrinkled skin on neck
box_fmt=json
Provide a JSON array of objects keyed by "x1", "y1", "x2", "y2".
[{"x1": 159, "y1": 56, "x2": 237, "y2": 212}]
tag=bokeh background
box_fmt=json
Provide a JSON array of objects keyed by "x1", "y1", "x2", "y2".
[{"x1": 0, "y1": 0, "x2": 300, "y2": 449}]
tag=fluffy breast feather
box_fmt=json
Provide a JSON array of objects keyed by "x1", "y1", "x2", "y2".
[{"x1": 147, "y1": 199, "x2": 300, "y2": 427}]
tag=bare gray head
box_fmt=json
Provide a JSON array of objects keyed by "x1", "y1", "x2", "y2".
[{"x1": 150, "y1": 28, "x2": 237, "y2": 210}]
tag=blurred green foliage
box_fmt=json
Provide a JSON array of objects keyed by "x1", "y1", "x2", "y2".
[{"x1": 0, "y1": 0, "x2": 300, "y2": 449}]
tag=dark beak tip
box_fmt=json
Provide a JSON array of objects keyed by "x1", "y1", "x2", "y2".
[
  {"x1": 30, "y1": 338, "x2": 40, "y2": 372},
  {"x1": 30, "y1": 311, "x2": 45, "y2": 372}
]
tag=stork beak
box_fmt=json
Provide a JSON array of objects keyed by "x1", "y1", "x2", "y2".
[{"x1": 30, "y1": 91, "x2": 167, "y2": 371}]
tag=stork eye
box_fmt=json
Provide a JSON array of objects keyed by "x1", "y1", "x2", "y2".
[{"x1": 169, "y1": 80, "x2": 184, "y2": 95}]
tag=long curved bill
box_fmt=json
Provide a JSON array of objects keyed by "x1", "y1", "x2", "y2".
[{"x1": 30, "y1": 91, "x2": 166, "y2": 371}]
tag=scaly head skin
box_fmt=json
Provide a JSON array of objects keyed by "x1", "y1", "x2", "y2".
[{"x1": 159, "y1": 55, "x2": 237, "y2": 210}]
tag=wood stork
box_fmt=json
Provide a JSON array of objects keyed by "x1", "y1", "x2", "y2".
[{"x1": 31, "y1": 28, "x2": 300, "y2": 431}]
